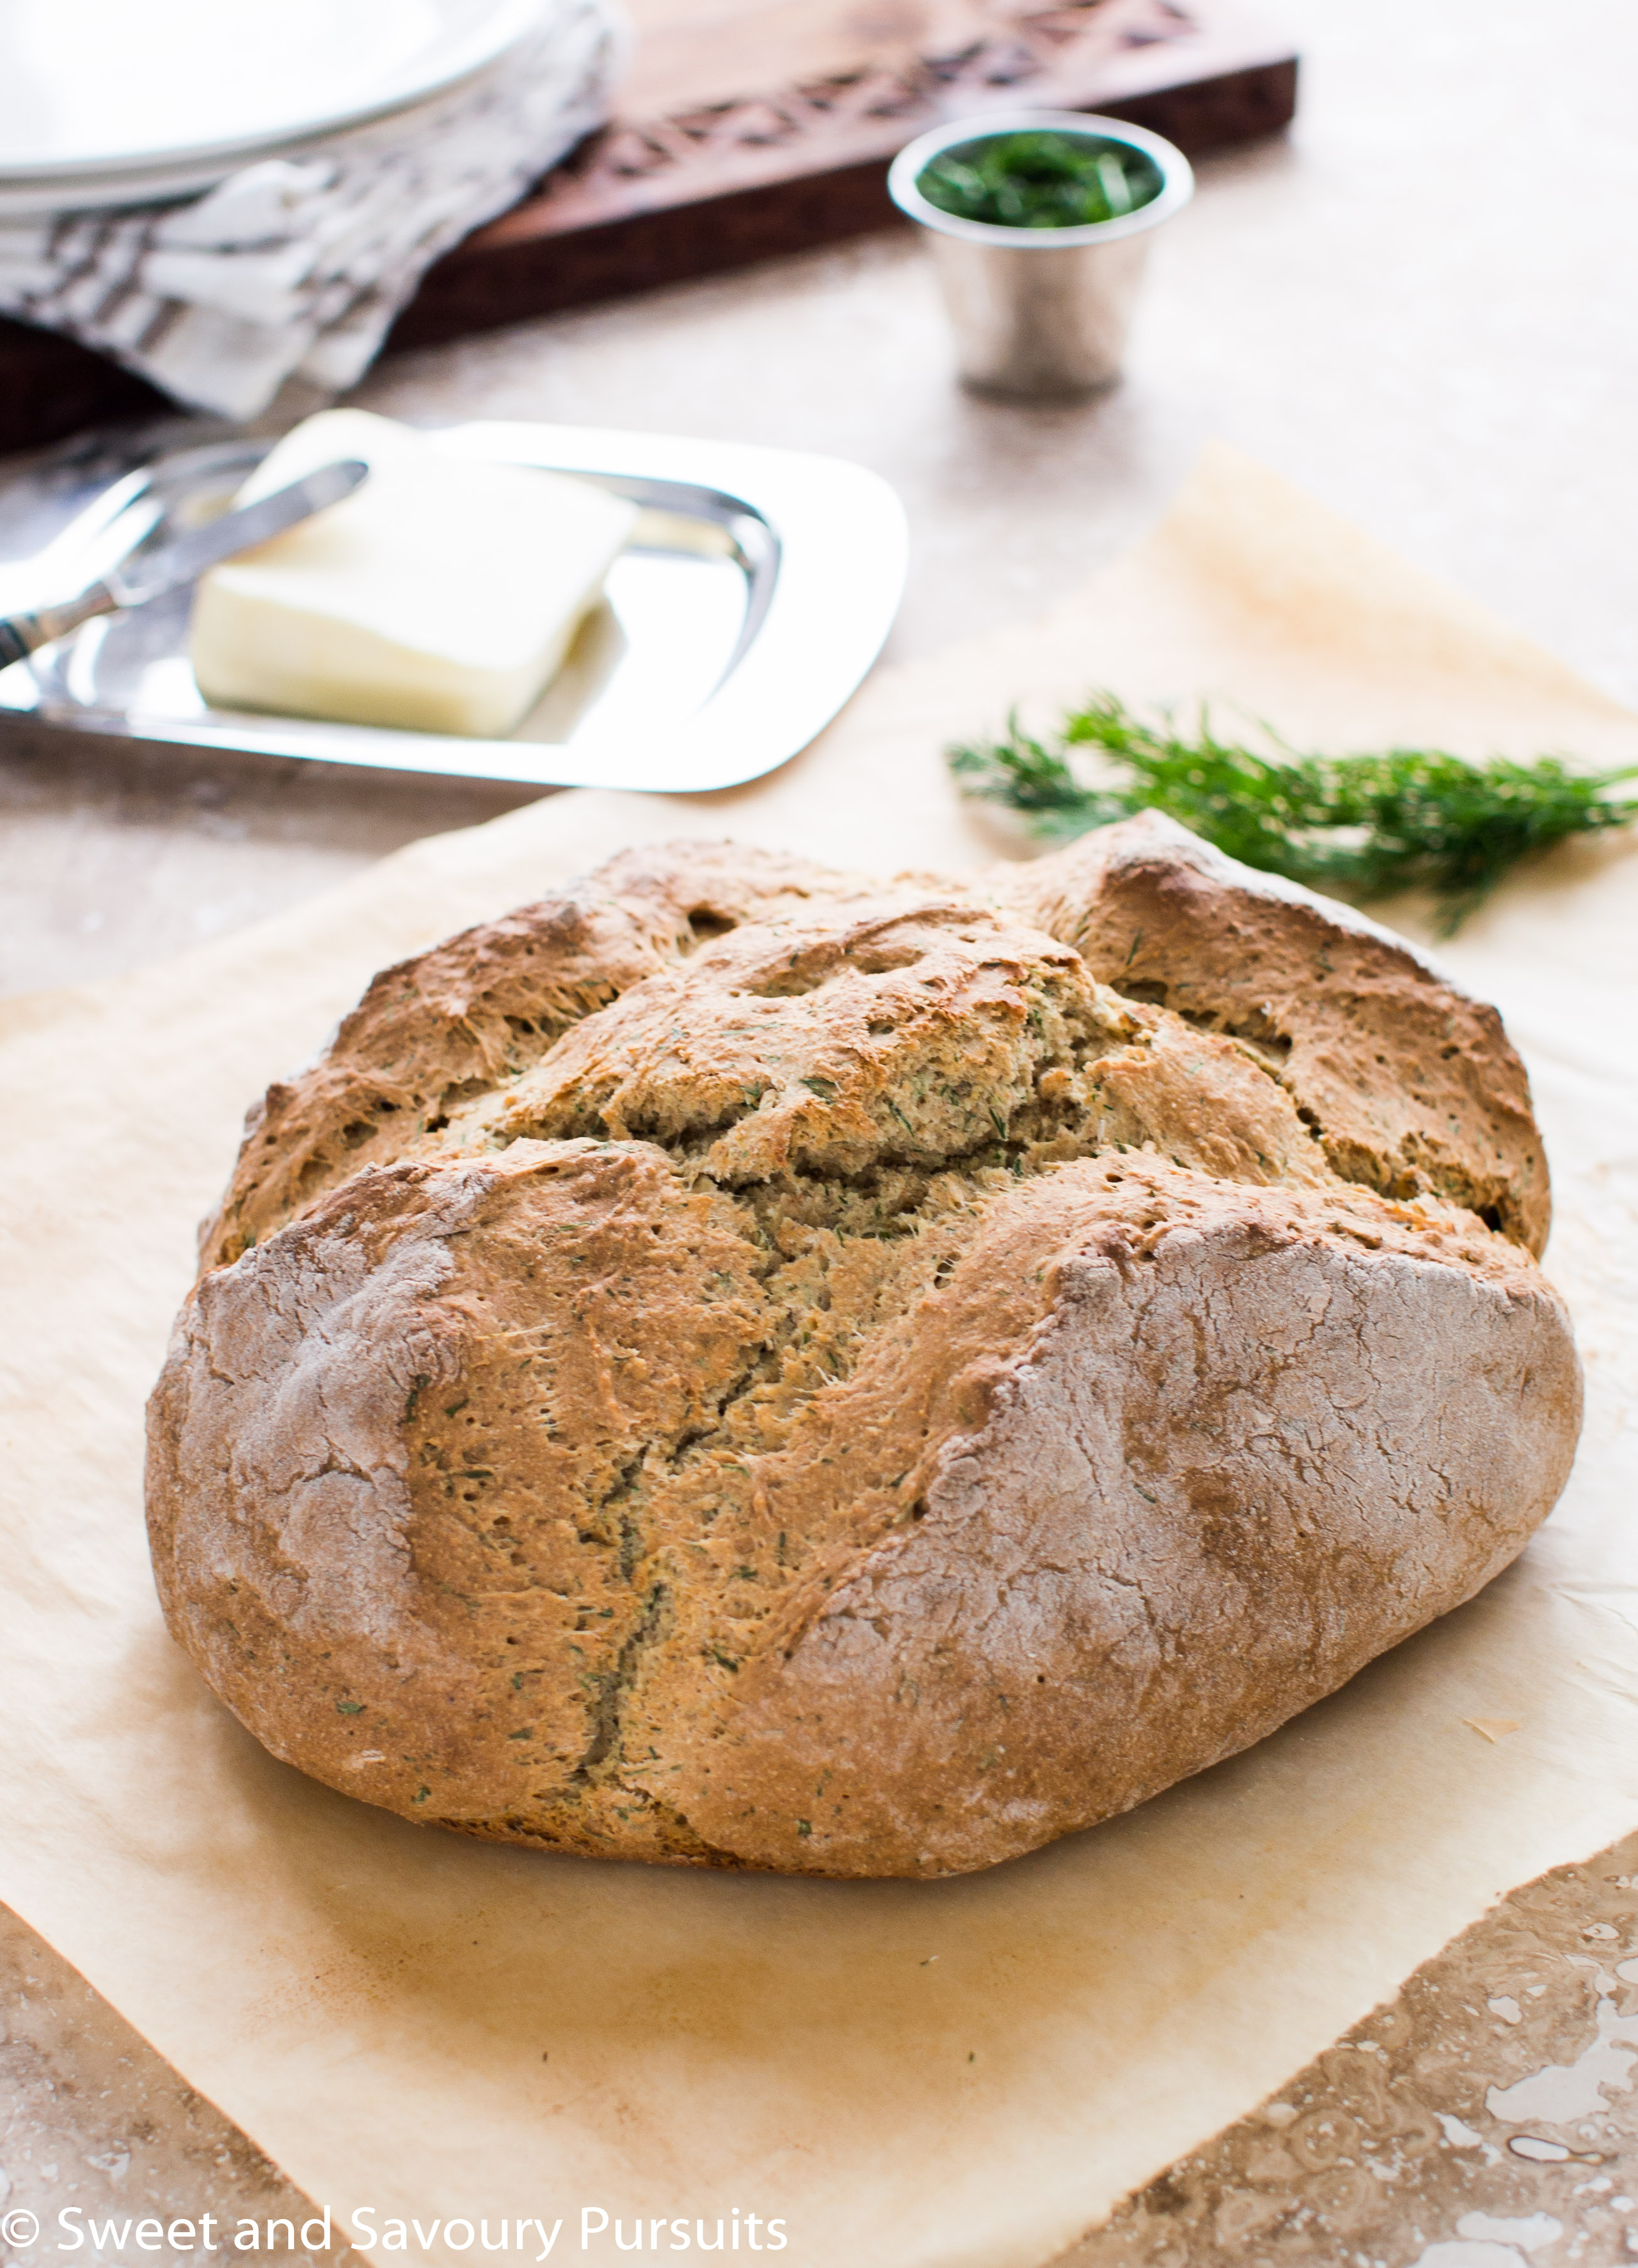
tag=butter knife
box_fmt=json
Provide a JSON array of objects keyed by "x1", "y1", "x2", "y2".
[{"x1": 0, "y1": 455, "x2": 369, "y2": 670}]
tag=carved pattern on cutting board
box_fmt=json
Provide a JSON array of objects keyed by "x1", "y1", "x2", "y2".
[{"x1": 551, "y1": 0, "x2": 1195, "y2": 199}]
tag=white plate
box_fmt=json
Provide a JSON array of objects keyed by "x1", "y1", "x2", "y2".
[
  {"x1": 0, "y1": 0, "x2": 545, "y2": 185},
  {"x1": 0, "y1": 420, "x2": 909, "y2": 794}
]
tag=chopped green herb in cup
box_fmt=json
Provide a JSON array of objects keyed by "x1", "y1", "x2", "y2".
[{"x1": 915, "y1": 129, "x2": 1165, "y2": 231}]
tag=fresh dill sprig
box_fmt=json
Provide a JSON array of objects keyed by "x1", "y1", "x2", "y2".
[{"x1": 949, "y1": 692, "x2": 1638, "y2": 934}]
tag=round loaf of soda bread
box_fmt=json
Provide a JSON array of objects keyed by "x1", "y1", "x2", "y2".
[{"x1": 146, "y1": 816, "x2": 1581, "y2": 1876}]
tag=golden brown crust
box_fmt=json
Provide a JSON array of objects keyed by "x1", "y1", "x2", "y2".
[
  {"x1": 148, "y1": 827, "x2": 1580, "y2": 1877},
  {"x1": 661, "y1": 1161, "x2": 1576, "y2": 1875},
  {"x1": 198, "y1": 842, "x2": 886, "y2": 1273},
  {"x1": 995, "y1": 812, "x2": 1551, "y2": 1253}
]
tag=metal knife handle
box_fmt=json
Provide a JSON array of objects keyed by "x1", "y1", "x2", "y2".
[
  {"x1": 0, "y1": 456, "x2": 369, "y2": 670},
  {"x1": 0, "y1": 581, "x2": 117, "y2": 668}
]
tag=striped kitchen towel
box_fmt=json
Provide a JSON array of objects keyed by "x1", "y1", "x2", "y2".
[{"x1": 0, "y1": 0, "x2": 624, "y2": 420}]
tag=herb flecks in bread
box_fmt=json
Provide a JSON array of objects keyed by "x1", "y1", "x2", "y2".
[
  {"x1": 994, "y1": 813, "x2": 1549, "y2": 1250},
  {"x1": 149, "y1": 824, "x2": 1580, "y2": 1878}
]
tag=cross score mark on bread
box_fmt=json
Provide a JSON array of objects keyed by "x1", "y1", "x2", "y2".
[{"x1": 146, "y1": 817, "x2": 1580, "y2": 1877}]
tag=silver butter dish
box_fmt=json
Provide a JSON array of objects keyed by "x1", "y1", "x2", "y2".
[{"x1": 0, "y1": 420, "x2": 909, "y2": 793}]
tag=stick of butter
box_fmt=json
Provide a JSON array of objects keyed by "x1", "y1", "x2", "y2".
[{"x1": 189, "y1": 409, "x2": 639, "y2": 738}]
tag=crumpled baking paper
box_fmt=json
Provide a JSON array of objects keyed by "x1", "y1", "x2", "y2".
[{"x1": 1, "y1": 444, "x2": 1635, "y2": 2268}]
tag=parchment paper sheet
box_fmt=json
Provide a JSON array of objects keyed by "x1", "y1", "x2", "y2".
[{"x1": 3, "y1": 446, "x2": 1636, "y2": 2268}]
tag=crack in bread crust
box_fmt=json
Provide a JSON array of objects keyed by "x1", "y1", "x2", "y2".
[
  {"x1": 199, "y1": 843, "x2": 892, "y2": 1272},
  {"x1": 148, "y1": 827, "x2": 1579, "y2": 1877},
  {"x1": 994, "y1": 812, "x2": 1552, "y2": 1251}
]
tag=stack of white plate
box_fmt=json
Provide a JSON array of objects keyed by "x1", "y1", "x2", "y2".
[{"x1": 0, "y1": 0, "x2": 563, "y2": 218}]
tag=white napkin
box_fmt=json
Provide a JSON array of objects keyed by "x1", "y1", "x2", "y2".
[{"x1": 0, "y1": 0, "x2": 625, "y2": 422}]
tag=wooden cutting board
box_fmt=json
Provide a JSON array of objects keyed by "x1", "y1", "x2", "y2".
[{"x1": 0, "y1": 0, "x2": 1296, "y2": 455}]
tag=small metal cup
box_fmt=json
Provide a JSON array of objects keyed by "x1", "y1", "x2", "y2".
[{"x1": 887, "y1": 110, "x2": 1194, "y2": 400}]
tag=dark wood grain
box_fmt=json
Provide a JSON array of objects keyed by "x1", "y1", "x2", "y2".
[
  {"x1": 0, "y1": 0, "x2": 1295, "y2": 457},
  {"x1": 391, "y1": 0, "x2": 1298, "y2": 347},
  {"x1": 0, "y1": 315, "x2": 169, "y2": 463}
]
